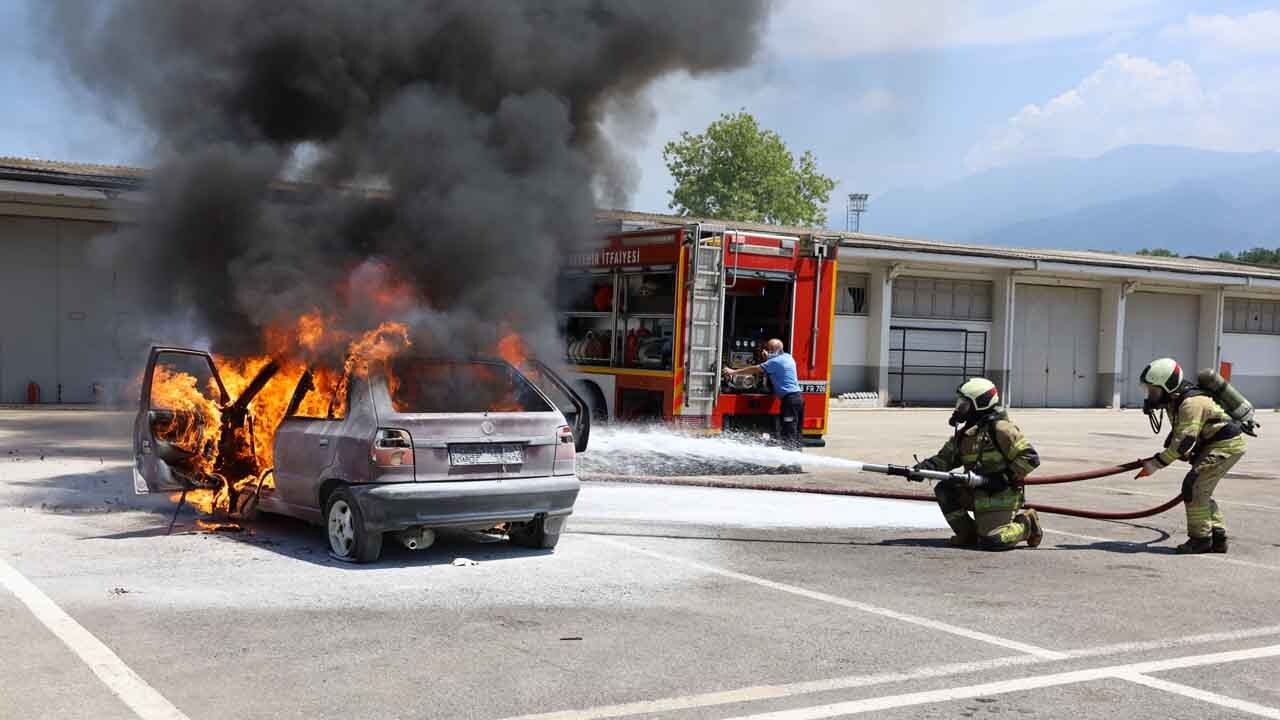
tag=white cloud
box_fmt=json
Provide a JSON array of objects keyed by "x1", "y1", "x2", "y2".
[
  {"x1": 963, "y1": 53, "x2": 1280, "y2": 170},
  {"x1": 767, "y1": 0, "x2": 1162, "y2": 58},
  {"x1": 1165, "y1": 10, "x2": 1280, "y2": 53}
]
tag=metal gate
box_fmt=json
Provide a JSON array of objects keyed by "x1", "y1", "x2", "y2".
[{"x1": 889, "y1": 326, "x2": 987, "y2": 405}]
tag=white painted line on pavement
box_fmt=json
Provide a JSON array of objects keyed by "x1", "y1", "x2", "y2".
[
  {"x1": 719, "y1": 644, "x2": 1280, "y2": 720},
  {"x1": 585, "y1": 535, "x2": 1067, "y2": 660},
  {"x1": 502, "y1": 623, "x2": 1280, "y2": 720},
  {"x1": 0, "y1": 557, "x2": 189, "y2": 720},
  {"x1": 1045, "y1": 528, "x2": 1280, "y2": 572},
  {"x1": 1097, "y1": 486, "x2": 1280, "y2": 512},
  {"x1": 498, "y1": 656, "x2": 1030, "y2": 720},
  {"x1": 1120, "y1": 673, "x2": 1280, "y2": 719},
  {"x1": 1065, "y1": 624, "x2": 1280, "y2": 659}
]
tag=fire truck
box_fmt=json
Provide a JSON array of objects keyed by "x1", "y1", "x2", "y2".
[{"x1": 556, "y1": 222, "x2": 839, "y2": 446}]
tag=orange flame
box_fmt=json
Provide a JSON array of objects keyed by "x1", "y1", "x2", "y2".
[
  {"x1": 497, "y1": 331, "x2": 529, "y2": 369},
  {"x1": 150, "y1": 313, "x2": 412, "y2": 522}
]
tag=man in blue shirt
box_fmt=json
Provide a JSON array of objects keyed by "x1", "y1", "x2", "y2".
[{"x1": 722, "y1": 338, "x2": 805, "y2": 450}]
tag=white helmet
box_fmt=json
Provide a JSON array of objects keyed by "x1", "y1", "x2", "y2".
[
  {"x1": 1139, "y1": 358, "x2": 1183, "y2": 394},
  {"x1": 950, "y1": 377, "x2": 999, "y2": 426}
]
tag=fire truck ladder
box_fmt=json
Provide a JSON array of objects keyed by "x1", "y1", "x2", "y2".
[{"x1": 683, "y1": 223, "x2": 728, "y2": 417}]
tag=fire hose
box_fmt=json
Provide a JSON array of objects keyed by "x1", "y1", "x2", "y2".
[{"x1": 598, "y1": 459, "x2": 1185, "y2": 521}]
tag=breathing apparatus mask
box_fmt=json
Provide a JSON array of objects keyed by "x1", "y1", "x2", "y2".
[
  {"x1": 1139, "y1": 358, "x2": 1182, "y2": 436},
  {"x1": 1141, "y1": 385, "x2": 1167, "y2": 434},
  {"x1": 948, "y1": 397, "x2": 973, "y2": 428}
]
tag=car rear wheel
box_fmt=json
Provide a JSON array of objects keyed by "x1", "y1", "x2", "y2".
[
  {"x1": 326, "y1": 487, "x2": 382, "y2": 563},
  {"x1": 508, "y1": 515, "x2": 560, "y2": 549}
]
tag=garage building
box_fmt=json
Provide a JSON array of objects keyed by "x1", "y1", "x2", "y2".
[{"x1": 3, "y1": 159, "x2": 1280, "y2": 409}]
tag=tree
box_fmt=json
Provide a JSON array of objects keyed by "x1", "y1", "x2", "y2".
[
  {"x1": 1215, "y1": 248, "x2": 1280, "y2": 265},
  {"x1": 1235, "y1": 247, "x2": 1280, "y2": 265},
  {"x1": 1137, "y1": 248, "x2": 1178, "y2": 257},
  {"x1": 663, "y1": 111, "x2": 837, "y2": 227}
]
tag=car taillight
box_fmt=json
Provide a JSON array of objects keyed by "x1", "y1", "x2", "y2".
[
  {"x1": 553, "y1": 424, "x2": 575, "y2": 476},
  {"x1": 371, "y1": 428, "x2": 414, "y2": 467}
]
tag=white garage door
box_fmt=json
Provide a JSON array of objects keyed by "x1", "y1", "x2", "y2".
[
  {"x1": 1123, "y1": 292, "x2": 1199, "y2": 408},
  {"x1": 1013, "y1": 285, "x2": 1100, "y2": 408}
]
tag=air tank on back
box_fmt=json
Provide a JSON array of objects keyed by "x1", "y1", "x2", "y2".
[{"x1": 1197, "y1": 368, "x2": 1259, "y2": 436}]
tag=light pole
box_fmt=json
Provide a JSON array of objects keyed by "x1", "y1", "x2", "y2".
[{"x1": 846, "y1": 192, "x2": 869, "y2": 232}]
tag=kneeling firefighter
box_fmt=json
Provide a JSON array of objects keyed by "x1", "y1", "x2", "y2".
[
  {"x1": 1137, "y1": 358, "x2": 1249, "y2": 554},
  {"x1": 914, "y1": 378, "x2": 1044, "y2": 550}
]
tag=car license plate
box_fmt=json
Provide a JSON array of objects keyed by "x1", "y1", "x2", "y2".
[{"x1": 449, "y1": 443, "x2": 524, "y2": 466}]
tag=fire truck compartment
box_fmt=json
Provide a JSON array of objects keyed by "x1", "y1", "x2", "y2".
[{"x1": 723, "y1": 277, "x2": 794, "y2": 377}]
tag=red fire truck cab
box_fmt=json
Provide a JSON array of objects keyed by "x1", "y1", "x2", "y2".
[{"x1": 556, "y1": 223, "x2": 839, "y2": 446}]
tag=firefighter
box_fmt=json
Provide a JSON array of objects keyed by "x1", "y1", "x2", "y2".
[
  {"x1": 722, "y1": 338, "x2": 804, "y2": 450},
  {"x1": 1137, "y1": 358, "x2": 1247, "y2": 554},
  {"x1": 915, "y1": 378, "x2": 1044, "y2": 550}
]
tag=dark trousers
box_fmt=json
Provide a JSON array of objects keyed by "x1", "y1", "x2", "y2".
[{"x1": 777, "y1": 392, "x2": 805, "y2": 450}]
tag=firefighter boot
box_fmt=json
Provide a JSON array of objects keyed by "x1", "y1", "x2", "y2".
[
  {"x1": 944, "y1": 511, "x2": 979, "y2": 547},
  {"x1": 1019, "y1": 509, "x2": 1043, "y2": 548},
  {"x1": 1212, "y1": 528, "x2": 1228, "y2": 554},
  {"x1": 1176, "y1": 536, "x2": 1214, "y2": 554}
]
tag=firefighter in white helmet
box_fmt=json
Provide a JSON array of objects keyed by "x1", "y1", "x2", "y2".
[
  {"x1": 1137, "y1": 358, "x2": 1248, "y2": 554},
  {"x1": 914, "y1": 378, "x2": 1044, "y2": 550}
]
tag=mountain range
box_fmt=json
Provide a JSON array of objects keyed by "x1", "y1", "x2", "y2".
[{"x1": 862, "y1": 145, "x2": 1280, "y2": 256}]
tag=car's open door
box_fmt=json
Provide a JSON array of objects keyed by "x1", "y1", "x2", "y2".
[
  {"x1": 133, "y1": 347, "x2": 229, "y2": 494},
  {"x1": 524, "y1": 359, "x2": 590, "y2": 452}
]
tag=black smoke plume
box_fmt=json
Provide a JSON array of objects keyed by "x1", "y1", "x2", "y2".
[{"x1": 40, "y1": 0, "x2": 771, "y2": 361}]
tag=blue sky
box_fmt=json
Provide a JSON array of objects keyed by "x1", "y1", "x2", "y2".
[{"x1": 4, "y1": 0, "x2": 1280, "y2": 226}]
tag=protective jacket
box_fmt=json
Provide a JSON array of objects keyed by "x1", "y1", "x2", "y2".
[
  {"x1": 1153, "y1": 383, "x2": 1248, "y2": 470},
  {"x1": 917, "y1": 408, "x2": 1041, "y2": 491}
]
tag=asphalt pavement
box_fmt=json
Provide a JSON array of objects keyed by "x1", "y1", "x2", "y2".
[{"x1": 2, "y1": 407, "x2": 1279, "y2": 720}]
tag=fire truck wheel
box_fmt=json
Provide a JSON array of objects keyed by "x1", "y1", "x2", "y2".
[
  {"x1": 325, "y1": 487, "x2": 383, "y2": 563},
  {"x1": 508, "y1": 515, "x2": 559, "y2": 550},
  {"x1": 575, "y1": 380, "x2": 608, "y2": 422}
]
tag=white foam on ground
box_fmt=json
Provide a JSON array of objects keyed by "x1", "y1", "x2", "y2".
[
  {"x1": 576, "y1": 482, "x2": 945, "y2": 529},
  {"x1": 578, "y1": 426, "x2": 866, "y2": 476}
]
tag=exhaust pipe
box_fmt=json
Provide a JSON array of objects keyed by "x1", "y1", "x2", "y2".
[{"x1": 397, "y1": 527, "x2": 435, "y2": 551}]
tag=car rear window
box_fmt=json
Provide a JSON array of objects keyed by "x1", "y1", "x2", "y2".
[{"x1": 388, "y1": 360, "x2": 553, "y2": 414}]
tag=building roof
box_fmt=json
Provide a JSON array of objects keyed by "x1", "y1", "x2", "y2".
[
  {"x1": 0, "y1": 156, "x2": 146, "y2": 190},
  {"x1": 597, "y1": 209, "x2": 1280, "y2": 284}
]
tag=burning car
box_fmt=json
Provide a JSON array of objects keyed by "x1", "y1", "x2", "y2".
[{"x1": 133, "y1": 343, "x2": 589, "y2": 563}]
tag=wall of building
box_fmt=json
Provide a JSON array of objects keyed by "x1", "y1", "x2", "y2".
[
  {"x1": 0, "y1": 215, "x2": 143, "y2": 404},
  {"x1": 1221, "y1": 333, "x2": 1280, "y2": 408},
  {"x1": 831, "y1": 314, "x2": 870, "y2": 394},
  {"x1": 1096, "y1": 283, "x2": 1126, "y2": 408},
  {"x1": 987, "y1": 273, "x2": 1014, "y2": 395},
  {"x1": 865, "y1": 266, "x2": 892, "y2": 404}
]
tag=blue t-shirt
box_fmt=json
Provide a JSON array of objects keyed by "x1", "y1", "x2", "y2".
[{"x1": 760, "y1": 352, "x2": 801, "y2": 396}]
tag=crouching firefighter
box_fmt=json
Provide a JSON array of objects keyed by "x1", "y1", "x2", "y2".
[
  {"x1": 914, "y1": 379, "x2": 1044, "y2": 550},
  {"x1": 1137, "y1": 358, "x2": 1250, "y2": 555}
]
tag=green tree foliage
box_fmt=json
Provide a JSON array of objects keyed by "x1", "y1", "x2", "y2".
[
  {"x1": 663, "y1": 111, "x2": 837, "y2": 226},
  {"x1": 1136, "y1": 248, "x2": 1179, "y2": 257},
  {"x1": 1232, "y1": 247, "x2": 1280, "y2": 265}
]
